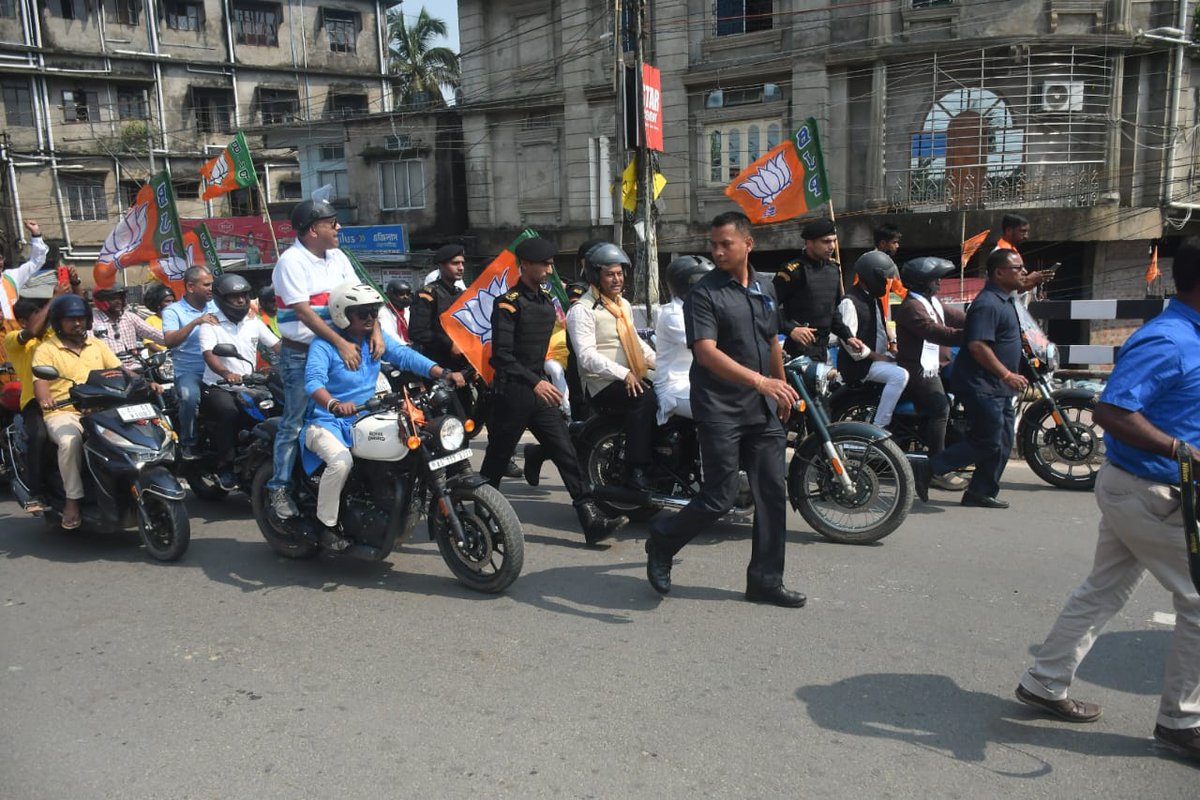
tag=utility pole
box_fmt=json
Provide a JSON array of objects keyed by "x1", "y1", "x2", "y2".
[
  {"x1": 612, "y1": 0, "x2": 626, "y2": 247},
  {"x1": 631, "y1": 0, "x2": 659, "y2": 322}
]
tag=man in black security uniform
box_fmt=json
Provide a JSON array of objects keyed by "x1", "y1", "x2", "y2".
[
  {"x1": 644, "y1": 211, "x2": 806, "y2": 607},
  {"x1": 774, "y1": 217, "x2": 854, "y2": 361},
  {"x1": 409, "y1": 244, "x2": 468, "y2": 368},
  {"x1": 913, "y1": 248, "x2": 1028, "y2": 509},
  {"x1": 481, "y1": 237, "x2": 628, "y2": 545}
]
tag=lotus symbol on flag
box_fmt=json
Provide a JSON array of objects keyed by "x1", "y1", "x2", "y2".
[
  {"x1": 737, "y1": 151, "x2": 792, "y2": 208},
  {"x1": 452, "y1": 271, "x2": 511, "y2": 344},
  {"x1": 208, "y1": 153, "x2": 230, "y2": 189},
  {"x1": 97, "y1": 202, "x2": 150, "y2": 267}
]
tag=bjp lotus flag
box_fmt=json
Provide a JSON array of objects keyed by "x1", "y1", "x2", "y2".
[
  {"x1": 94, "y1": 170, "x2": 187, "y2": 291},
  {"x1": 725, "y1": 117, "x2": 830, "y2": 224},
  {"x1": 199, "y1": 131, "x2": 257, "y2": 201},
  {"x1": 441, "y1": 231, "x2": 539, "y2": 383},
  {"x1": 961, "y1": 229, "x2": 990, "y2": 270}
]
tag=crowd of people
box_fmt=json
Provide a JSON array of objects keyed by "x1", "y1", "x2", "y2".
[{"x1": 2, "y1": 203, "x2": 1198, "y2": 761}]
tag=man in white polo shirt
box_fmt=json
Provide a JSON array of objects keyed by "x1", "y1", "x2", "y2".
[{"x1": 268, "y1": 199, "x2": 383, "y2": 519}]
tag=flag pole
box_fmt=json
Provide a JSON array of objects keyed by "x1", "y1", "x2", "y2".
[
  {"x1": 255, "y1": 182, "x2": 280, "y2": 260},
  {"x1": 827, "y1": 200, "x2": 844, "y2": 288},
  {"x1": 959, "y1": 211, "x2": 966, "y2": 298}
]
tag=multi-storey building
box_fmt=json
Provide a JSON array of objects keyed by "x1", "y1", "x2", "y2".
[
  {"x1": 457, "y1": 0, "x2": 1200, "y2": 352},
  {"x1": 0, "y1": 0, "x2": 393, "y2": 269}
]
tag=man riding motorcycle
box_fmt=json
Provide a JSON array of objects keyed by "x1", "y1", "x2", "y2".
[
  {"x1": 836, "y1": 251, "x2": 908, "y2": 429},
  {"x1": 565, "y1": 242, "x2": 658, "y2": 491},
  {"x1": 654, "y1": 255, "x2": 714, "y2": 423}
]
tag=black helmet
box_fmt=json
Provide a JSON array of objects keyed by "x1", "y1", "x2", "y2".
[
  {"x1": 900, "y1": 257, "x2": 957, "y2": 297},
  {"x1": 665, "y1": 255, "x2": 714, "y2": 299},
  {"x1": 853, "y1": 250, "x2": 898, "y2": 297},
  {"x1": 566, "y1": 281, "x2": 589, "y2": 303},
  {"x1": 213, "y1": 273, "x2": 253, "y2": 323},
  {"x1": 93, "y1": 286, "x2": 127, "y2": 301},
  {"x1": 257, "y1": 285, "x2": 276, "y2": 305},
  {"x1": 48, "y1": 293, "x2": 92, "y2": 337},
  {"x1": 289, "y1": 199, "x2": 337, "y2": 234},
  {"x1": 142, "y1": 283, "x2": 174, "y2": 313},
  {"x1": 583, "y1": 242, "x2": 631, "y2": 286},
  {"x1": 385, "y1": 278, "x2": 413, "y2": 295}
]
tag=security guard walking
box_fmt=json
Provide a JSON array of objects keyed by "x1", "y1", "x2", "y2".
[
  {"x1": 773, "y1": 218, "x2": 854, "y2": 361},
  {"x1": 480, "y1": 237, "x2": 628, "y2": 546},
  {"x1": 410, "y1": 244, "x2": 468, "y2": 368},
  {"x1": 644, "y1": 212, "x2": 806, "y2": 607}
]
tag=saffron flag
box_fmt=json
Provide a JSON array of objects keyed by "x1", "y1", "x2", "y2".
[
  {"x1": 724, "y1": 117, "x2": 830, "y2": 224},
  {"x1": 1146, "y1": 243, "x2": 1160, "y2": 285},
  {"x1": 189, "y1": 223, "x2": 224, "y2": 276},
  {"x1": 94, "y1": 171, "x2": 187, "y2": 292},
  {"x1": 441, "y1": 230, "x2": 540, "y2": 383},
  {"x1": 961, "y1": 229, "x2": 990, "y2": 270},
  {"x1": 199, "y1": 131, "x2": 257, "y2": 201}
]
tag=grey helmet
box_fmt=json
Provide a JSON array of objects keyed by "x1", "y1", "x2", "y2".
[
  {"x1": 900, "y1": 257, "x2": 957, "y2": 297},
  {"x1": 289, "y1": 199, "x2": 337, "y2": 234},
  {"x1": 582, "y1": 242, "x2": 632, "y2": 286},
  {"x1": 665, "y1": 255, "x2": 714, "y2": 299},
  {"x1": 213, "y1": 272, "x2": 253, "y2": 323},
  {"x1": 853, "y1": 250, "x2": 898, "y2": 297}
]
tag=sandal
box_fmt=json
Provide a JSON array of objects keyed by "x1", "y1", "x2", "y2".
[
  {"x1": 22, "y1": 499, "x2": 46, "y2": 514},
  {"x1": 60, "y1": 512, "x2": 82, "y2": 530}
]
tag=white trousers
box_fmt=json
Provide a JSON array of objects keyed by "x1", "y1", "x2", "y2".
[
  {"x1": 304, "y1": 425, "x2": 354, "y2": 528},
  {"x1": 1020, "y1": 463, "x2": 1200, "y2": 729},
  {"x1": 865, "y1": 360, "x2": 909, "y2": 427},
  {"x1": 45, "y1": 412, "x2": 85, "y2": 500}
]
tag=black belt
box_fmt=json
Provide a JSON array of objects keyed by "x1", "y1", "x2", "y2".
[
  {"x1": 1179, "y1": 443, "x2": 1200, "y2": 593},
  {"x1": 281, "y1": 338, "x2": 309, "y2": 352}
]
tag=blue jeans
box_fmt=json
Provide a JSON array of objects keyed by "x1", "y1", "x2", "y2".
[
  {"x1": 175, "y1": 371, "x2": 203, "y2": 447},
  {"x1": 268, "y1": 346, "x2": 310, "y2": 491}
]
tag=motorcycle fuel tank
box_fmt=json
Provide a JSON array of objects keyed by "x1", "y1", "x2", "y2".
[{"x1": 351, "y1": 412, "x2": 409, "y2": 462}]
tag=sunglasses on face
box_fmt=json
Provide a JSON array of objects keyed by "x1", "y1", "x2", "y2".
[{"x1": 348, "y1": 307, "x2": 380, "y2": 320}]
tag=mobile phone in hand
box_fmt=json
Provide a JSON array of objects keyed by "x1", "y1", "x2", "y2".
[{"x1": 57, "y1": 266, "x2": 70, "y2": 285}]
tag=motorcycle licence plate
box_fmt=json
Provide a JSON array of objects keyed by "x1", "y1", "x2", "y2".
[
  {"x1": 428, "y1": 448, "x2": 471, "y2": 471},
  {"x1": 117, "y1": 403, "x2": 157, "y2": 422}
]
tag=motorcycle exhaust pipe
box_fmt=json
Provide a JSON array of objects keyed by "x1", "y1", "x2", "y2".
[{"x1": 591, "y1": 485, "x2": 691, "y2": 511}]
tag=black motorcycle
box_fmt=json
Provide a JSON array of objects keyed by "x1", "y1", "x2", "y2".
[
  {"x1": 245, "y1": 377, "x2": 525, "y2": 593},
  {"x1": 831, "y1": 304, "x2": 1103, "y2": 490},
  {"x1": 4, "y1": 366, "x2": 190, "y2": 561},
  {"x1": 574, "y1": 355, "x2": 914, "y2": 545}
]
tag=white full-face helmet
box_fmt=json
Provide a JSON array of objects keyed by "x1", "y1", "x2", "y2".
[{"x1": 328, "y1": 280, "x2": 384, "y2": 328}]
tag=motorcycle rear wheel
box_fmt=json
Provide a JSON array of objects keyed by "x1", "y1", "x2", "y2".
[
  {"x1": 250, "y1": 462, "x2": 320, "y2": 559},
  {"x1": 432, "y1": 483, "x2": 524, "y2": 593},
  {"x1": 1020, "y1": 397, "x2": 1103, "y2": 490},
  {"x1": 137, "y1": 493, "x2": 191, "y2": 561},
  {"x1": 582, "y1": 424, "x2": 661, "y2": 522},
  {"x1": 789, "y1": 434, "x2": 913, "y2": 544}
]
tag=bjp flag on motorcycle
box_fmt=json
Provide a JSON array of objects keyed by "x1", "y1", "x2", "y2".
[
  {"x1": 724, "y1": 118, "x2": 830, "y2": 224},
  {"x1": 93, "y1": 170, "x2": 188, "y2": 294},
  {"x1": 199, "y1": 131, "x2": 258, "y2": 201},
  {"x1": 443, "y1": 230, "x2": 573, "y2": 384}
]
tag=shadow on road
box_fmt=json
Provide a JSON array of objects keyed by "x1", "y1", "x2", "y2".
[{"x1": 795, "y1": 672, "x2": 1158, "y2": 777}]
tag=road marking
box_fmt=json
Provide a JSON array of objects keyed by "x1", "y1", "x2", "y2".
[{"x1": 1151, "y1": 612, "x2": 1176, "y2": 626}]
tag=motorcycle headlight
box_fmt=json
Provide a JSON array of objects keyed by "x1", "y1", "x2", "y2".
[
  {"x1": 434, "y1": 416, "x2": 465, "y2": 452},
  {"x1": 1045, "y1": 342, "x2": 1060, "y2": 372},
  {"x1": 95, "y1": 425, "x2": 161, "y2": 459},
  {"x1": 258, "y1": 399, "x2": 275, "y2": 410}
]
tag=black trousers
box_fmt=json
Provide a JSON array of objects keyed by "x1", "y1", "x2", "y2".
[
  {"x1": 588, "y1": 380, "x2": 657, "y2": 466},
  {"x1": 930, "y1": 391, "x2": 1014, "y2": 498},
  {"x1": 200, "y1": 387, "x2": 241, "y2": 467},
  {"x1": 904, "y1": 373, "x2": 951, "y2": 456},
  {"x1": 481, "y1": 381, "x2": 587, "y2": 500},
  {"x1": 21, "y1": 400, "x2": 47, "y2": 497},
  {"x1": 650, "y1": 416, "x2": 788, "y2": 589}
]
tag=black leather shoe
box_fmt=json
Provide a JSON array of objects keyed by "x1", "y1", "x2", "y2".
[
  {"x1": 1014, "y1": 685, "x2": 1101, "y2": 722},
  {"x1": 745, "y1": 584, "x2": 807, "y2": 608},
  {"x1": 909, "y1": 457, "x2": 930, "y2": 503},
  {"x1": 1154, "y1": 724, "x2": 1200, "y2": 761},
  {"x1": 645, "y1": 538, "x2": 672, "y2": 595},
  {"x1": 627, "y1": 466, "x2": 651, "y2": 492},
  {"x1": 503, "y1": 458, "x2": 522, "y2": 479},
  {"x1": 522, "y1": 443, "x2": 545, "y2": 487},
  {"x1": 576, "y1": 500, "x2": 627, "y2": 546},
  {"x1": 961, "y1": 492, "x2": 1009, "y2": 509},
  {"x1": 318, "y1": 525, "x2": 352, "y2": 552}
]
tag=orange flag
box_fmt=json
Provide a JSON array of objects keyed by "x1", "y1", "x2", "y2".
[
  {"x1": 961, "y1": 229, "x2": 989, "y2": 270},
  {"x1": 724, "y1": 119, "x2": 830, "y2": 224},
  {"x1": 1145, "y1": 244, "x2": 1160, "y2": 285},
  {"x1": 441, "y1": 250, "x2": 521, "y2": 384}
]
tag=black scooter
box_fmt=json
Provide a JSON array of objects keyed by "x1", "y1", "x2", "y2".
[{"x1": 4, "y1": 365, "x2": 190, "y2": 561}]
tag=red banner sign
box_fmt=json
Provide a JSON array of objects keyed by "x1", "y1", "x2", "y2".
[
  {"x1": 181, "y1": 217, "x2": 294, "y2": 265},
  {"x1": 642, "y1": 64, "x2": 663, "y2": 152}
]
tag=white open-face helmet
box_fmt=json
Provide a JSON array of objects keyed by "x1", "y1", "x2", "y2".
[{"x1": 328, "y1": 280, "x2": 383, "y2": 328}]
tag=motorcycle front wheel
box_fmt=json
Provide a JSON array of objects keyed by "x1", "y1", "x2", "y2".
[
  {"x1": 788, "y1": 434, "x2": 913, "y2": 544},
  {"x1": 1020, "y1": 397, "x2": 1103, "y2": 490},
  {"x1": 432, "y1": 482, "x2": 524, "y2": 593},
  {"x1": 250, "y1": 462, "x2": 320, "y2": 559},
  {"x1": 137, "y1": 493, "x2": 191, "y2": 561}
]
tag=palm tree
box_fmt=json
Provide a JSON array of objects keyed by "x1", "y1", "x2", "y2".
[{"x1": 387, "y1": 4, "x2": 460, "y2": 108}]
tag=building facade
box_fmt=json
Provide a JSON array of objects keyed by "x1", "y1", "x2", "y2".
[{"x1": 0, "y1": 0, "x2": 393, "y2": 269}]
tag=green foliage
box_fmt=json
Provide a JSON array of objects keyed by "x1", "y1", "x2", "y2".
[{"x1": 387, "y1": 4, "x2": 460, "y2": 108}]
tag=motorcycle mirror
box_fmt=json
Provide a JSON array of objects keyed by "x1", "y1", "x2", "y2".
[
  {"x1": 32, "y1": 365, "x2": 61, "y2": 381},
  {"x1": 211, "y1": 343, "x2": 254, "y2": 364}
]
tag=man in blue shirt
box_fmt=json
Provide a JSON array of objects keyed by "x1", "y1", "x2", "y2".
[
  {"x1": 162, "y1": 266, "x2": 217, "y2": 459},
  {"x1": 1015, "y1": 238, "x2": 1200, "y2": 762},
  {"x1": 914, "y1": 248, "x2": 1026, "y2": 508},
  {"x1": 301, "y1": 281, "x2": 463, "y2": 547}
]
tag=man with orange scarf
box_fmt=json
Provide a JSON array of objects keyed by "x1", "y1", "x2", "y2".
[{"x1": 565, "y1": 242, "x2": 658, "y2": 491}]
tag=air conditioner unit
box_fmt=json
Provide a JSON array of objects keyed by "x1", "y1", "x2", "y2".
[{"x1": 1040, "y1": 81, "x2": 1084, "y2": 113}]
